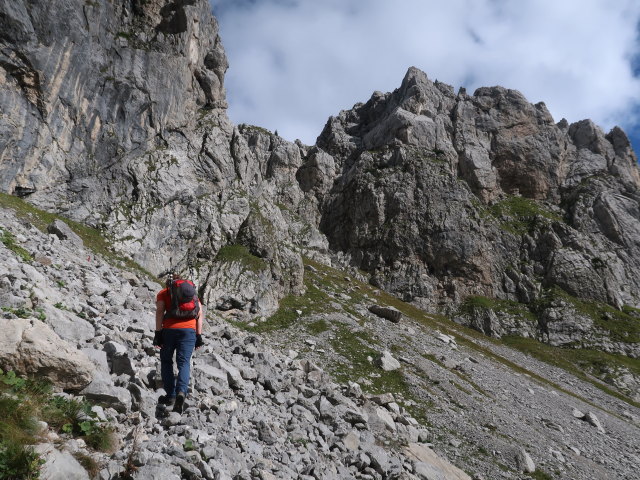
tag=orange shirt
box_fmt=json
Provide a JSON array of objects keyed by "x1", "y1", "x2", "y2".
[{"x1": 157, "y1": 288, "x2": 198, "y2": 330}]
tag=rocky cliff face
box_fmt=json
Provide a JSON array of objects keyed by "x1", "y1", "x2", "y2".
[
  {"x1": 314, "y1": 67, "x2": 640, "y2": 313},
  {"x1": 2, "y1": 202, "x2": 639, "y2": 480},
  {"x1": 2, "y1": 2, "x2": 640, "y2": 478},
  {"x1": 2, "y1": 2, "x2": 640, "y2": 362},
  {"x1": 0, "y1": 0, "x2": 325, "y2": 317},
  {"x1": 1, "y1": 0, "x2": 227, "y2": 196}
]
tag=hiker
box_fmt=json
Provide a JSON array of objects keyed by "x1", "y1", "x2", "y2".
[{"x1": 153, "y1": 272, "x2": 204, "y2": 413}]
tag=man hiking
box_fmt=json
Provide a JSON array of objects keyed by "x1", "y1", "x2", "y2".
[{"x1": 153, "y1": 272, "x2": 204, "y2": 413}]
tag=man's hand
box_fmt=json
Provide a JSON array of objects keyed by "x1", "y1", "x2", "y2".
[
  {"x1": 195, "y1": 334, "x2": 204, "y2": 350},
  {"x1": 153, "y1": 330, "x2": 163, "y2": 348}
]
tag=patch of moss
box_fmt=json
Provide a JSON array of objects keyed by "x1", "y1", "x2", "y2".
[
  {"x1": 502, "y1": 335, "x2": 640, "y2": 408},
  {"x1": 459, "y1": 295, "x2": 537, "y2": 323},
  {"x1": 488, "y1": 196, "x2": 563, "y2": 235},
  {"x1": 215, "y1": 244, "x2": 268, "y2": 273},
  {"x1": 0, "y1": 227, "x2": 33, "y2": 263},
  {"x1": 329, "y1": 324, "x2": 409, "y2": 395},
  {"x1": 1, "y1": 307, "x2": 46, "y2": 321},
  {"x1": 248, "y1": 282, "x2": 335, "y2": 333},
  {"x1": 239, "y1": 124, "x2": 272, "y2": 136},
  {"x1": 536, "y1": 286, "x2": 640, "y2": 343},
  {"x1": 306, "y1": 319, "x2": 329, "y2": 335},
  {"x1": 526, "y1": 470, "x2": 555, "y2": 480},
  {"x1": 0, "y1": 193, "x2": 157, "y2": 282}
]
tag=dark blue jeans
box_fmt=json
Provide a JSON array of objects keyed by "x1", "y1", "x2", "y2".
[{"x1": 160, "y1": 328, "x2": 196, "y2": 397}]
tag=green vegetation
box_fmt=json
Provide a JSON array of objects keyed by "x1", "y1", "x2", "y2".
[
  {"x1": 534, "y1": 286, "x2": 640, "y2": 344},
  {"x1": 115, "y1": 31, "x2": 133, "y2": 40},
  {"x1": 502, "y1": 336, "x2": 640, "y2": 407},
  {"x1": 622, "y1": 305, "x2": 640, "y2": 317},
  {"x1": 0, "y1": 370, "x2": 114, "y2": 479},
  {"x1": 215, "y1": 245, "x2": 268, "y2": 273},
  {"x1": 238, "y1": 124, "x2": 272, "y2": 136},
  {"x1": 43, "y1": 396, "x2": 115, "y2": 451},
  {"x1": 487, "y1": 196, "x2": 563, "y2": 235},
  {"x1": 527, "y1": 469, "x2": 555, "y2": 480},
  {"x1": 327, "y1": 323, "x2": 431, "y2": 424},
  {"x1": 247, "y1": 283, "x2": 334, "y2": 333},
  {"x1": 306, "y1": 319, "x2": 329, "y2": 335},
  {"x1": 183, "y1": 439, "x2": 195, "y2": 452},
  {"x1": 459, "y1": 295, "x2": 537, "y2": 323},
  {"x1": 0, "y1": 192, "x2": 157, "y2": 282},
  {"x1": 0, "y1": 227, "x2": 33, "y2": 263},
  {"x1": 1, "y1": 307, "x2": 46, "y2": 322}
]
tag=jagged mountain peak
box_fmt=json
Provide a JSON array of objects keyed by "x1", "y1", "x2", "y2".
[{"x1": 1, "y1": 3, "x2": 640, "y2": 479}]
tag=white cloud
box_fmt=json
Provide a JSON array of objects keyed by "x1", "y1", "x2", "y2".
[{"x1": 212, "y1": 0, "x2": 640, "y2": 147}]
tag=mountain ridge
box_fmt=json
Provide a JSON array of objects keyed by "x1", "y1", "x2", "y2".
[{"x1": 1, "y1": 1, "x2": 640, "y2": 478}]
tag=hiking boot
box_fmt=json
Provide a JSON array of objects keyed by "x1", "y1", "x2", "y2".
[
  {"x1": 172, "y1": 392, "x2": 185, "y2": 413},
  {"x1": 158, "y1": 395, "x2": 175, "y2": 406}
]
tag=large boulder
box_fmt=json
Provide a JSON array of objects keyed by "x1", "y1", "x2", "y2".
[
  {"x1": 0, "y1": 318, "x2": 94, "y2": 390},
  {"x1": 404, "y1": 443, "x2": 472, "y2": 480},
  {"x1": 34, "y1": 444, "x2": 90, "y2": 480}
]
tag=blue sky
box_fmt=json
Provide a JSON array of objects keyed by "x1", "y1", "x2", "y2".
[{"x1": 212, "y1": 0, "x2": 640, "y2": 157}]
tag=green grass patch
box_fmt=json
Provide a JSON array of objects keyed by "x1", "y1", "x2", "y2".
[
  {"x1": 0, "y1": 371, "x2": 50, "y2": 479},
  {"x1": 248, "y1": 282, "x2": 335, "y2": 333},
  {"x1": 535, "y1": 287, "x2": 640, "y2": 343},
  {"x1": 0, "y1": 369, "x2": 115, "y2": 478},
  {"x1": 622, "y1": 305, "x2": 640, "y2": 318},
  {"x1": 488, "y1": 196, "x2": 563, "y2": 235},
  {"x1": 42, "y1": 396, "x2": 115, "y2": 451},
  {"x1": 329, "y1": 324, "x2": 409, "y2": 395},
  {"x1": 1, "y1": 307, "x2": 46, "y2": 321},
  {"x1": 0, "y1": 442, "x2": 43, "y2": 480},
  {"x1": 526, "y1": 470, "x2": 555, "y2": 480},
  {"x1": 0, "y1": 227, "x2": 33, "y2": 263},
  {"x1": 459, "y1": 295, "x2": 538, "y2": 323},
  {"x1": 243, "y1": 257, "x2": 372, "y2": 333},
  {"x1": 239, "y1": 124, "x2": 272, "y2": 136},
  {"x1": 502, "y1": 336, "x2": 640, "y2": 407},
  {"x1": 215, "y1": 244, "x2": 268, "y2": 273},
  {"x1": 306, "y1": 319, "x2": 329, "y2": 335}
]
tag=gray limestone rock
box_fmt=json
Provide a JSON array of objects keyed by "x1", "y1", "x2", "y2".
[
  {"x1": 374, "y1": 351, "x2": 401, "y2": 371},
  {"x1": 1, "y1": 1, "x2": 640, "y2": 479},
  {"x1": 47, "y1": 220, "x2": 83, "y2": 247},
  {"x1": 514, "y1": 448, "x2": 536, "y2": 473},
  {"x1": 81, "y1": 372, "x2": 131, "y2": 413},
  {"x1": 0, "y1": 318, "x2": 94, "y2": 391},
  {"x1": 369, "y1": 305, "x2": 403, "y2": 323},
  {"x1": 34, "y1": 444, "x2": 89, "y2": 480},
  {"x1": 585, "y1": 411, "x2": 606, "y2": 434}
]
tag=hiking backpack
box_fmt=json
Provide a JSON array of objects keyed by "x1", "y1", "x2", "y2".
[{"x1": 165, "y1": 278, "x2": 200, "y2": 320}]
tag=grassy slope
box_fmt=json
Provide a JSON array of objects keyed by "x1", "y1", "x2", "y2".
[
  {"x1": 248, "y1": 258, "x2": 640, "y2": 412},
  {"x1": 0, "y1": 192, "x2": 157, "y2": 281}
]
